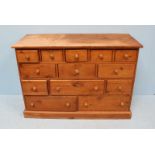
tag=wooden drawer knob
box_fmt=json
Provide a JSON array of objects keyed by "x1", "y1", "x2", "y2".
[
  {"x1": 120, "y1": 102, "x2": 125, "y2": 106},
  {"x1": 50, "y1": 54, "x2": 55, "y2": 60},
  {"x1": 84, "y1": 102, "x2": 89, "y2": 107},
  {"x1": 56, "y1": 87, "x2": 61, "y2": 92},
  {"x1": 98, "y1": 54, "x2": 104, "y2": 59},
  {"x1": 113, "y1": 69, "x2": 119, "y2": 75},
  {"x1": 32, "y1": 86, "x2": 37, "y2": 92},
  {"x1": 74, "y1": 54, "x2": 79, "y2": 59},
  {"x1": 30, "y1": 102, "x2": 35, "y2": 107},
  {"x1": 117, "y1": 86, "x2": 122, "y2": 91},
  {"x1": 124, "y1": 54, "x2": 129, "y2": 59},
  {"x1": 74, "y1": 69, "x2": 79, "y2": 75},
  {"x1": 94, "y1": 86, "x2": 99, "y2": 91},
  {"x1": 35, "y1": 69, "x2": 40, "y2": 75},
  {"x1": 65, "y1": 102, "x2": 71, "y2": 107},
  {"x1": 25, "y1": 55, "x2": 30, "y2": 61}
]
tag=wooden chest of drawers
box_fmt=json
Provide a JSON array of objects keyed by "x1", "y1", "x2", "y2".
[{"x1": 12, "y1": 34, "x2": 143, "y2": 119}]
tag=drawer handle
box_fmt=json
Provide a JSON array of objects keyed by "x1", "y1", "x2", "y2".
[
  {"x1": 65, "y1": 102, "x2": 71, "y2": 107},
  {"x1": 84, "y1": 102, "x2": 89, "y2": 107},
  {"x1": 35, "y1": 69, "x2": 40, "y2": 75},
  {"x1": 124, "y1": 54, "x2": 129, "y2": 59},
  {"x1": 117, "y1": 86, "x2": 122, "y2": 91},
  {"x1": 32, "y1": 86, "x2": 37, "y2": 92},
  {"x1": 25, "y1": 55, "x2": 30, "y2": 61},
  {"x1": 113, "y1": 69, "x2": 119, "y2": 75},
  {"x1": 56, "y1": 87, "x2": 61, "y2": 92},
  {"x1": 50, "y1": 54, "x2": 55, "y2": 60},
  {"x1": 98, "y1": 54, "x2": 104, "y2": 59},
  {"x1": 30, "y1": 102, "x2": 35, "y2": 107},
  {"x1": 120, "y1": 102, "x2": 125, "y2": 106},
  {"x1": 94, "y1": 86, "x2": 99, "y2": 91},
  {"x1": 74, "y1": 69, "x2": 80, "y2": 75},
  {"x1": 74, "y1": 54, "x2": 79, "y2": 59}
]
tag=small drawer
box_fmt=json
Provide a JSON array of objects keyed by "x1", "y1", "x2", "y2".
[
  {"x1": 107, "y1": 80, "x2": 132, "y2": 94},
  {"x1": 25, "y1": 96, "x2": 77, "y2": 111},
  {"x1": 58, "y1": 63, "x2": 96, "y2": 79},
  {"x1": 115, "y1": 50, "x2": 138, "y2": 62},
  {"x1": 79, "y1": 95, "x2": 130, "y2": 111},
  {"x1": 22, "y1": 80, "x2": 48, "y2": 95},
  {"x1": 50, "y1": 80, "x2": 104, "y2": 95},
  {"x1": 91, "y1": 50, "x2": 112, "y2": 62},
  {"x1": 98, "y1": 64, "x2": 135, "y2": 78},
  {"x1": 41, "y1": 50, "x2": 64, "y2": 62},
  {"x1": 16, "y1": 50, "x2": 39, "y2": 63},
  {"x1": 65, "y1": 49, "x2": 87, "y2": 62},
  {"x1": 20, "y1": 64, "x2": 56, "y2": 79}
]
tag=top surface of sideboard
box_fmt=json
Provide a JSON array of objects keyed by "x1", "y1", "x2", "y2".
[{"x1": 12, "y1": 34, "x2": 143, "y2": 49}]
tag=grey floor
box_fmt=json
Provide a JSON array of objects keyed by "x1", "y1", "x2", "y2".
[{"x1": 0, "y1": 95, "x2": 155, "y2": 129}]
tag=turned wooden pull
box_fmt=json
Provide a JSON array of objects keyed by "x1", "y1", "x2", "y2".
[
  {"x1": 84, "y1": 102, "x2": 89, "y2": 107},
  {"x1": 30, "y1": 102, "x2": 35, "y2": 107},
  {"x1": 32, "y1": 86, "x2": 37, "y2": 92},
  {"x1": 65, "y1": 102, "x2": 71, "y2": 107},
  {"x1": 120, "y1": 102, "x2": 125, "y2": 106},
  {"x1": 117, "y1": 86, "x2": 122, "y2": 91},
  {"x1": 124, "y1": 54, "x2": 129, "y2": 59},
  {"x1": 50, "y1": 54, "x2": 55, "y2": 60},
  {"x1": 74, "y1": 53, "x2": 79, "y2": 59},
  {"x1": 98, "y1": 54, "x2": 104, "y2": 59},
  {"x1": 56, "y1": 87, "x2": 61, "y2": 92},
  {"x1": 74, "y1": 69, "x2": 79, "y2": 75},
  {"x1": 94, "y1": 86, "x2": 99, "y2": 91},
  {"x1": 113, "y1": 69, "x2": 119, "y2": 75},
  {"x1": 25, "y1": 55, "x2": 30, "y2": 61},
  {"x1": 35, "y1": 69, "x2": 40, "y2": 75}
]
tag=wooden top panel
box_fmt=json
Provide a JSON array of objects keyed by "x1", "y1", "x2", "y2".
[{"x1": 12, "y1": 34, "x2": 143, "y2": 49}]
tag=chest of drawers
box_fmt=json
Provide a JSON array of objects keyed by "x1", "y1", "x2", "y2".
[{"x1": 12, "y1": 34, "x2": 143, "y2": 119}]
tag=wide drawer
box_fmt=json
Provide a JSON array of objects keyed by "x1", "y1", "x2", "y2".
[
  {"x1": 20, "y1": 64, "x2": 56, "y2": 79},
  {"x1": 22, "y1": 80, "x2": 48, "y2": 95},
  {"x1": 115, "y1": 50, "x2": 138, "y2": 62},
  {"x1": 16, "y1": 50, "x2": 39, "y2": 63},
  {"x1": 50, "y1": 80, "x2": 104, "y2": 95},
  {"x1": 79, "y1": 95, "x2": 130, "y2": 111},
  {"x1": 25, "y1": 96, "x2": 77, "y2": 111},
  {"x1": 91, "y1": 50, "x2": 112, "y2": 62},
  {"x1": 58, "y1": 63, "x2": 96, "y2": 79},
  {"x1": 107, "y1": 80, "x2": 132, "y2": 94},
  {"x1": 41, "y1": 50, "x2": 64, "y2": 62},
  {"x1": 98, "y1": 64, "x2": 135, "y2": 78},
  {"x1": 65, "y1": 49, "x2": 88, "y2": 62}
]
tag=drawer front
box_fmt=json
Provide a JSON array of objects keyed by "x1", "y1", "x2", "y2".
[
  {"x1": 16, "y1": 50, "x2": 39, "y2": 63},
  {"x1": 91, "y1": 50, "x2": 112, "y2": 62},
  {"x1": 115, "y1": 50, "x2": 138, "y2": 62},
  {"x1": 65, "y1": 49, "x2": 88, "y2": 62},
  {"x1": 107, "y1": 80, "x2": 132, "y2": 94},
  {"x1": 98, "y1": 64, "x2": 135, "y2": 78},
  {"x1": 41, "y1": 50, "x2": 64, "y2": 62},
  {"x1": 20, "y1": 64, "x2": 56, "y2": 79},
  {"x1": 58, "y1": 63, "x2": 96, "y2": 79},
  {"x1": 22, "y1": 80, "x2": 48, "y2": 95},
  {"x1": 79, "y1": 95, "x2": 130, "y2": 111},
  {"x1": 50, "y1": 80, "x2": 104, "y2": 95},
  {"x1": 25, "y1": 96, "x2": 77, "y2": 111}
]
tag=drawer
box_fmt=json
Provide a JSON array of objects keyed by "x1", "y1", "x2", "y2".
[
  {"x1": 91, "y1": 50, "x2": 112, "y2": 62},
  {"x1": 79, "y1": 95, "x2": 130, "y2": 111},
  {"x1": 98, "y1": 64, "x2": 135, "y2": 78},
  {"x1": 65, "y1": 49, "x2": 87, "y2": 62},
  {"x1": 41, "y1": 50, "x2": 64, "y2": 62},
  {"x1": 25, "y1": 96, "x2": 77, "y2": 111},
  {"x1": 107, "y1": 80, "x2": 132, "y2": 94},
  {"x1": 50, "y1": 80, "x2": 104, "y2": 95},
  {"x1": 16, "y1": 50, "x2": 39, "y2": 63},
  {"x1": 115, "y1": 50, "x2": 138, "y2": 62},
  {"x1": 20, "y1": 64, "x2": 56, "y2": 79},
  {"x1": 22, "y1": 80, "x2": 48, "y2": 95},
  {"x1": 58, "y1": 63, "x2": 96, "y2": 79}
]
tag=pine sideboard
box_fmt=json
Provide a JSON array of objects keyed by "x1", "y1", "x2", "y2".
[{"x1": 12, "y1": 34, "x2": 143, "y2": 119}]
